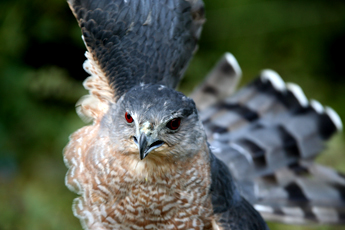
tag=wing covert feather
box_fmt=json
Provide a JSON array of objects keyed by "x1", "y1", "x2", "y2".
[{"x1": 210, "y1": 151, "x2": 269, "y2": 229}]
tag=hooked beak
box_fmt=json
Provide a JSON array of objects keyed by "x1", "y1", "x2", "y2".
[{"x1": 133, "y1": 132, "x2": 164, "y2": 160}]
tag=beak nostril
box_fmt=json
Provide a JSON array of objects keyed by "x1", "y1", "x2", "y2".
[{"x1": 149, "y1": 140, "x2": 164, "y2": 149}]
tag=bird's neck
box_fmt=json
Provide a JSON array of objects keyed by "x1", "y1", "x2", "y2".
[{"x1": 117, "y1": 142, "x2": 211, "y2": 184}]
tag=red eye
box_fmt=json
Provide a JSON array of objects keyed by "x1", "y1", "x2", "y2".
[
  {"x1": 125, "y1": 112, "x2": 133, "y2": 123},
  {"x1": 166, "y1": 118, "x2": 181, "y2": 130}
]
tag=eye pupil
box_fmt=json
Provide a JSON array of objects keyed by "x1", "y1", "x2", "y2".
[
  {"x1": 125, "y1": 112, "x2": 133, "y2": 123},
  {"x1": 167, "y1": 118, "x2": 181, "y2": 130}
]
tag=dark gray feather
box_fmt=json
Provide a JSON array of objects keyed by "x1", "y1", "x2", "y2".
[
  {"x1": 209, "y1": 151, "x2": 269, "y2": 229},
  {"x1": 68, "y1": 0, "x2": 204, "y2": 99}
]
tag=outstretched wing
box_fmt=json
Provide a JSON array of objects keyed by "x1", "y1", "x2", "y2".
[
  {"x1": 196, "y1": 55, "x2": 344, "y2": 224},
  {"x1": 68, "y1": 0, "x2": 205, "y2": 101}
]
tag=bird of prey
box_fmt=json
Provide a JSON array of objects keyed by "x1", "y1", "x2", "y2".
[{"x1": 63, "y1": 0, "x2": 344, "y2": 229}]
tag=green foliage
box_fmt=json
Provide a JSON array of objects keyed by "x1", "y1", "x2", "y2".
[{"x1": 0, "y1": 0, "x2": 344, "y2": 229}]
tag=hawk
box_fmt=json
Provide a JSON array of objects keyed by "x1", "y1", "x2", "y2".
[{"x1": 63, "y1": 0, "x2": 344, "y2": 229}]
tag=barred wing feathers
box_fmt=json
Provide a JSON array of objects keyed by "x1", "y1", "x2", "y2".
[
  {"x1": 200, "y1": 55, "x2": 344, "y2": 224},
  {"x1": 191, "y1": 53, "x2": 242, "y2": 111}
]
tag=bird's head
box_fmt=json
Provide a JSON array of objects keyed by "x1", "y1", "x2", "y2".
[{"x1": 102, "y1": 84, "x2": 206, "y2": 163}]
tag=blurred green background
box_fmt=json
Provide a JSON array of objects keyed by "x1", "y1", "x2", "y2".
[{"x1": 1, "y1": 0, "x2": 345, "y2": 229}]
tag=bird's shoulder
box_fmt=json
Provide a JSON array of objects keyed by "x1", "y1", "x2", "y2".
[{"x1": 209, "y1": 150, "x2": 269, "y2": 230}]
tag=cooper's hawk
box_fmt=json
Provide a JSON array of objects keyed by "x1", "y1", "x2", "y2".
[{"x1": 64, "y1": 0, "x2": 344, "y2": 229}]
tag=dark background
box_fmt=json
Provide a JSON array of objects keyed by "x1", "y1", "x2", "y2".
[{"x1": 0, "y1": 0, "x2": 344, "y2": 229}]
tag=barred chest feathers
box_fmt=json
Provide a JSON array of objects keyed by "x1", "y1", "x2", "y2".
[{"x1": 64, "y1": 124, "x2": 215, "y2": 230}]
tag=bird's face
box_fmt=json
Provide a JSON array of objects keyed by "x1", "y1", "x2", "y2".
[{"x1": 103, "y1": 84, "x2": 206, "y2": 163}]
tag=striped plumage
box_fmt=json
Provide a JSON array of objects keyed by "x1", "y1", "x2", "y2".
[
  {"x1": 65, "y1": 123, "x2": 214, "y2": 229},
  {"x1": 63, "y1": 0, "x2": 344, "y2": 229},
  {"x1": 192, "y1": 54, "x2": 344, "y2": 225}
]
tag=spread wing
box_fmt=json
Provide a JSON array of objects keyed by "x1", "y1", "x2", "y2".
[
  {"x1": 68, "y1": 0, "x2": 205, "y2": 101},
  {"x1": 195, "y1": 54, "x2": 344, "y2": 225}
]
